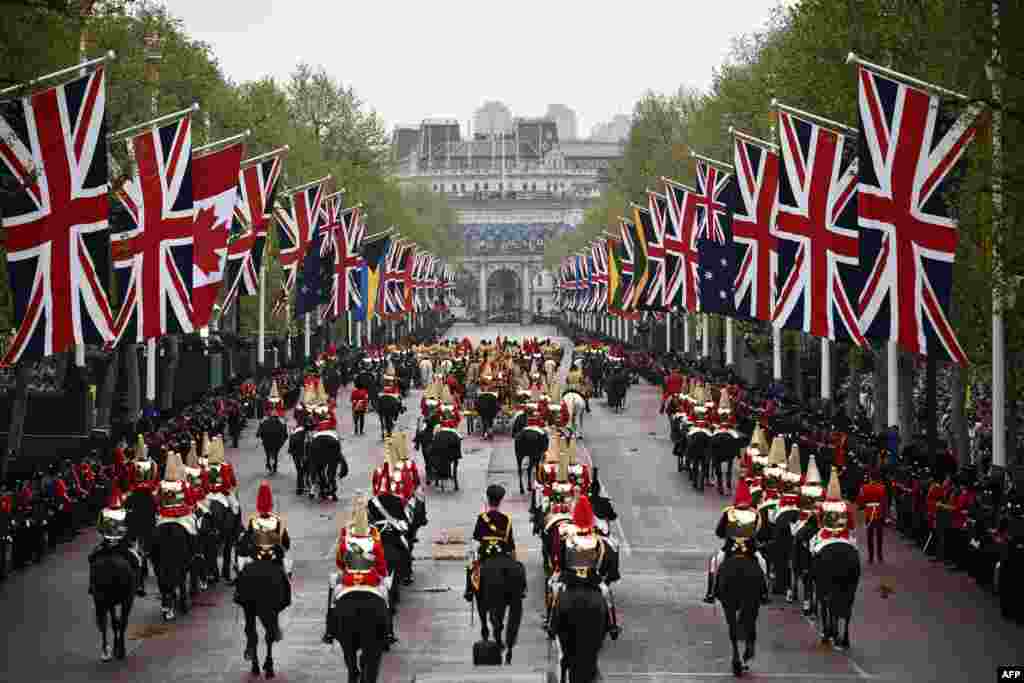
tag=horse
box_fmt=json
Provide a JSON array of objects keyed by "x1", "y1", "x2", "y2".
[
  {"x1": 561, "y1": 391, "x2": 587, "y2": 438},
  {"x1": 418, "y1": 358, "x2": 433, "y2": 388},
  {"x1": 553, "y1": 583, "x2": 607, "y2": 683},
  {"x1": 124, "y1": 488, "x2": 157, "y2": 595},
  {"x1": 90, "y1": 549, "x2": 138, "y2": 661},
  {"x1": 716, "y1": 551, "x2": 765, "y2": 677},
  {"x1": 771, "y1": 507, "x2": 800, "y2": 596},
  {"x1": 204, "y1": 493, "x2": 241, "y2": 586},
  {"x1": 308, "y1": 429, "x2": 345, "y2": 502},
  {"x1": 288, "y1": 427, "x2": 310, "y2": 496},
  {"x1": 512, "y1": 413, "x2": 548, "y2": 495},
  {"x1": 332, "y1": 591, "x2": 390, "y2": 683},
  {"x1": 429, "y1": 427, "x2": 461, "y2": 492},
  {"x1": 150, "y1": 521, "x2": 194, "y2": 621},
  {"x1": 475, "y1": 553, "x2": 527, "y2": 665},
  {"x1": 368, "y1": 493, "x2": 413, "y2": 590},
  {"x1": 234, "y1": 553, "x2": 291, "y2": 678},
  {"x1": 812, "y1": 541, "x2": 860, "y2": 649},
  {"x1": 686, "y1": 430, "x2": 712, "y2": 491},
  {"x1": 376, "y1": 394, "x2": 403, "y2": 441},
  {"x1": 710, "y1": 431, "x2": 739, "y2": 495},
  {"x1": 257, "y1": 416, "x2": 288, "y2": 475},
  {"x1": 790, "y1": 515, "x2": 820, "y2": 614},
  {"x1": 475, "y1": 390, "x2": 501, "y2": 439},
  {"x1": 605, "y1": 371, "x2": 629, "y2": 413}
]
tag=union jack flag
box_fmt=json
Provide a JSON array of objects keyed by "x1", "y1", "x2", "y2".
[
  {"x1": 110, "y1": 114, "x2": 196, "y2": 343},
  {"x1": 617, "y1": 218, "x2": 639, "y2": 312},
  {"x1": 380, "y1": 240, "x2": 412, "y2": 317},
  {"x1": 639, "y1": 191, "x2": 669, "y2": 310},
  {"x1": 276, "y1": 181, "x2": 324, "y2": 296},
  {"x1": 693, "y1": 160, "x2": 731, "y2": 244},
  {"x1": 325, "y1": 206, "x2": 364, "y2": 319},
  {"x1": 221, "y1": 155, "x2": 282, "y2": 316},
  {"x1": 856, "y1": 66, "x2": 979, "y2": 365},
  {"x1": 663, "y1": 177, "x2": 700, "y2": 313},
  {"x1": 772, "y1": 108, "x2": 866, "y2": 346},
  {"x1": 0, "y1": 66, "x2": 116, "y2": 365},
  {"x1": 730, "y1": 132, "x2": 780, "y2": 323},
  {"x1": 590, "y1": 240, "x2": 609, "y2": 312}
]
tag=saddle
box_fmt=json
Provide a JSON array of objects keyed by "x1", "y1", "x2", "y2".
[{"x1": 90, "y1": 541, "x2": 142, "y2": 572}]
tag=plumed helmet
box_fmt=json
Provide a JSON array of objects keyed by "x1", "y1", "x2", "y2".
[
  {"x1": 734, "y1": 476, "x2": 753, "y2": 508},
  {"x1": 750, "y1": 424, "x2": 770, "y2": 453},
  {"x1": 805, "y1": 455, "x2": 822, "y2": 486},
  {"x1": 718, "y1": 390, "x2": 733, "y2": 414},
  {"x1": 185, "y1": 441, "x2": 199, "y2": 468},
  {"x1": 256, "y1": 480, "x2": 273, "y2": 515},
  {"x1": 566, "y1": 436, "x2": 578, "y2": 466},
  {"x1": 106, "y1": 482, "x2": 125, "y2": 510},
  {"x1": 135, "y1": 434, "x2": 148, "y2": 461},
  {"x1": 572, "y1": 494, "x2": 595, "y2": 529},
  {"x1": 393, "y1": 431, "x2": 409, "y2": 461},
  {"x1": 208, "y1": 437, "x2": 225, "y2": 465},
  {"x1": 768, "y1": 435, "x2": 787, "y2": 466},
  {"x1": 826, "y1": 466, "x2": 842, "y2": 502},
  {"x1": 349, "y1": 492, "x2": 369, "y2": 536},
  {"x1": 787, "y1": 445, "x2": 802, "y2": 476},
  {"x1": 163, "y1": 452, "x2": 185, "y2": 482},
  {"x1": 201, "y1": 432, "x2": 211, "y2": 459},
  {"x1": 557, "y1": 438, "x2": 570, "y2": 481}
]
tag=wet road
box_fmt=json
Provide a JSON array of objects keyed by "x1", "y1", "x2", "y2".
[{"x1": 0, "y1": 323, "x2": 1020, "y2": 682}]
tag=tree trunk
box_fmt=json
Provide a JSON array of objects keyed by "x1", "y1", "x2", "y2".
[
  {"x1": 950, "y1": 363, "x2": 968, "y2": 464},
  {"x1": 899, "y1": 350, "x2": 915, "y2": 450},
  {"x1": 874, "y1": 343, "x2": 887, "y2": 433},
  {"x1": 2, "y1": 362, "x2": 32, "y2": 482}
]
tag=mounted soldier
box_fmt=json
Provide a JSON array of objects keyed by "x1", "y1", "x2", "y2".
[
  {"x1": 564, "y1": 436, "x2": 592, "y2": 493},
  {"x1": 323, "y1": 493, "x2": 391, "y2": 648},
  {"x1": 476, "y1": 363, "x2": 501, "y2": 440},
  {"x1": 465, "y1": 484, "x2": 517, "y2": 602},
  {"x1": 88, "y1": 483, "x2": 143, "y2": 596},
  {"x1": 704, "y1": 478, "x2": 768, "y2": 604},
  {"x1": 547, "y1": 494, "x2": 621, "y2": 640},
  {"x1": 792, "y1": 454, "x2": 825, "y2": 613},
  {"x1": 392, "y1": 431, "x2": 426, "y2": 542}
]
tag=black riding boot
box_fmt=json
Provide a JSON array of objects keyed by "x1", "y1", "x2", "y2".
[
  {"x1": 464, "y1": 567, "x2": 474, "y2": 602},
  {"x1": 704, "y1": 572, "x2": 716, "y2": 604},
  {"x1": 322, "y1": 588, "x2": 336, "y2": 643},
  {"x1": 585, "y1": 397, "x2": 591, "y2": 413}
]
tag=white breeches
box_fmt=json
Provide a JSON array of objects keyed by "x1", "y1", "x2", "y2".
[{"x1": 709, "y1": 549, "x2": 767, "y2": 577}]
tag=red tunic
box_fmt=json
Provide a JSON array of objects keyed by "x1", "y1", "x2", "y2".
[
  {"x1": 371, "y1": 464, "x2": 391, "y2": 497},
  {"x1": 351, "y1": 388, "x2": 369, "y2": 413},
  {"x1": 856, "y1": 482, "x2": 888, "y2": 524},
  {"x1": 557, "y1": 402, "x2": 570, "y2": 427},
  {"x1": 128, "y1": 462, "x2": 159, "y2": 495},
  {"x1": 951, "y1": 490, "x2": 975, "y2": 530},
  {"x1": 335, "y1": 528, "x2": 389, "y2": 586},
  {"x1": 663, "y1": 372, "x2": 684, "y2": 400}
]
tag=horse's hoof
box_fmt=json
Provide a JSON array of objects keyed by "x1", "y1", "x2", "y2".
[
  {"x1": 101, "y1": 646, "x2": 112, "y2": 662},
  {"x1": 250, "y1": 662, "x2": 261, "y2": 676},
  {"x1": 244, "y1": 647, "x2": 255, "y2": 661},
  {"x1": 743, "y1": 645, "x2": 755, "y2": 662},
  {"x1": 162, "y1": 608, "x2": 174, "y2": 622},
  {"x1": 115, "y1": 643, "x2": 127, "y2": 660},
  {"x1": 732, "y1": 659, "x2": 744, "y2": 677}
]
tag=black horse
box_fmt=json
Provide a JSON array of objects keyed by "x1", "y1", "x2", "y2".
[
  {"x1": 605, "y1": 372, "x2": 629, "y2": 413},
  {"x1": 124, "y1": 489, "x2": 157, "y2": 595},
  {"x1": 368, "y1": 493, "x2": 413, "y2": 589},
  {"x1": 429, "y1": 427, "x2": 461, "y2": 492},
  {"x1": 553, "y1": 583, "x2": 607, "y2": 683},
  {"x1": 204, "y1": 496, "x2": 241, "y2": 586},
  {"x1": 234, "y1": 553, "x2": 291, "y2": 678},
  {"x1": 791, "y1": 516, "x2": 820, "y2": 614},
  {"x1": 258, "y1": 416, "x2": 289, "y2": 474},
  {"x1": 333, "y1": 591, "x2": 390, "y2": 683},
  {"x1": 710, "y1": 432, "x2": 739, "y2": 495},
  {"x1": 716, "y1": 552, "x2": 764, "y2": 677},
  {"x1": 476, "y1": 391, "x2": 500, "y2": 439},
  {"x1": 90, "y1": 549, "x2": 138, "y2": 661},
  {"x1": 475, "y1": 554, "x2": 526, "y2": 665},
  {"x1": 512, "y1": 413, "x2": 548, "y2": 496},
  {"x1": 813, "y1": 542, "x2": 860, "y2": 649},
  {"x1": 288, "y1": 427, "x2": 310, "y2": 496},
  {"x1": 376, "y1": 394, "x2": 403, "y2": 440},
  {"x1": 686, "y1": 431, "x2": 712, "y2": 491},
  {"x1": 308, "y1": 430, "x2": 345, "y2": 502},
  {"x1": 151, "y1": 522, "x2": 194, "y2": 621},
  {"x1": 771, "y1": 507, "x2": 800, "y2": 596}
]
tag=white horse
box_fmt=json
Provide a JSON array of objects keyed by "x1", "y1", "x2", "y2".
[
  {"x1": 419, "y1": 358, "x2": 433, "y2": 387},
  {"x1": 561, "y1": 390, "x2": 587, "y2": 439}
]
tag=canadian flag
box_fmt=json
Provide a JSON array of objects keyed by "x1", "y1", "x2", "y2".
[{"x1": 191, "y1": 143, "x2": 243, "y2": 329}]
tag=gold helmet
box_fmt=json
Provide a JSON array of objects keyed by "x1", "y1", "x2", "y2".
[
  {"x1": 134, "y1": 434, "x2": 148, "y2": 462},
  {"x1": 349, "y1": 491, "x2": 370, "y2": 536},
  {"x1": 163, "y1": 451, "x2": 185, "y2": 482}
]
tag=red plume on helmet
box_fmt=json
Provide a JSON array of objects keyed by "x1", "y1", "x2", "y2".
[
  {"x1": 256, "y1": 481, "x2": 273, "y2": 515},
  {"x1": 107, "y1": 482, "x2": 125, "y2": 510},
  {"x1": 734, "y1": 477, "x2": 753, "y2": 508},
  {"x1": 572, "y1": 494, "x2": 595, "y2": 529}
]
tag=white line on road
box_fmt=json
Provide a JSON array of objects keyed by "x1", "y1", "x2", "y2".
[
  {"x1": 597, "y1": 673, "x2": 881, "y2": 680},
  {"x1": 802, "y1": 614, "x2": 877, "y2": 680}
]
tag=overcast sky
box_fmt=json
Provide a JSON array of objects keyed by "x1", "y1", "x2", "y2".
[{"x1": 165, "y1": 0, "x2": 790, "y2": 137}]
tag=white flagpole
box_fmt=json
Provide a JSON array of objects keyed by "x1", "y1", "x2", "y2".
[
  {"x1": 666, "y1": 312, "x2": 672, "y2": 352},
  {"x1": 989, "y1": 0, "x2": 1006, "y2": 468},
  {"x1": 725, "y1": 318, "x2": 734, "y2": 365},
  {"x1": 258, "y1": 263, "x2": 266, "y2": 366},
  {"x1": 348, "y1": 311, "x2": 353, "y2": 346},
  {"x1": 701, "y1": 315, "x2": 710, "y2": 358},
  {"x1": 683, "y1": 314, "x2": 691, "y2": 354},
  {"x1": 304, "y1": 313, "x2": 311, "y2": 359},
  {"x1": 821, "y1": 338, "x2": 831, "y2": 400},
  {"x1": 887, "y1": 340, "x2": 899, "y2": 429},
  {"x1": 772, "y1": 326, "x2": 782, "y2": 381}
]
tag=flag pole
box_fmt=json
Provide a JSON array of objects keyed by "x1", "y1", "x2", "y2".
[
  {"x1": 846, "y1": 52, "x2": 970, "y2": 102},
  {"x1": 193, "y1": 129, "x2": 251, "y2": 157},
  {"x1": 726, "y1": 318, "x2": 734, "y2": 366},
  {"x1": 821, "y1": 338, "x2": 831, "y2": 401},
  {"x1": 684, "y1": 313, "x2": 691, "y2": 355},
  {"x1": 666, "y1": 312, "x2": 671, "y2": 352},
  {"x1": 988, "y1": 0, "x2": 1006, "y2": 468},
  {"x1": 304, "y1": 313, "x2": 311, "y2": 360},
  {"x1": 0, "y1": 51, "x2": 115, "y2": 96},
  {"x1": 702, "y1": 315, "x2": 710, "y2": 358},
  {"x1": 772, "y1": 326, "x2": 782, "y2": 381},
  {"x1": 258, "y1": 261, "x2": 266, "y2": 367},
  {"x1": 109, "y1": 103, "x2": 199, "y2": 142},
  {"x1": 241, "y1": 145, "x2": 290, "y2": 169},
  {"x1": 770, "y1": 99, "x2": 858, "y2": 137},
  {"x1": 887, "y1": 340, "x2": 899, "y2": 431}
]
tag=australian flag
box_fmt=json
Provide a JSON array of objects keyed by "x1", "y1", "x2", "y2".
[
  {"x1": 694, "y1": 159, "x2": 738, "y2": 316},
  {"x1": 294, "y1": 211, "x2": 329, "y2": 318}
]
